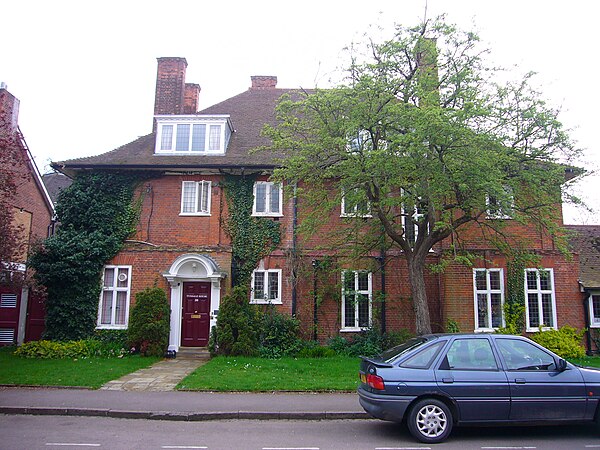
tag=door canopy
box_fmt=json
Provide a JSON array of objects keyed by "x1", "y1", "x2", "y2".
[{"x1": 163, "y1": 254, "x2": 226, "y2": 287}]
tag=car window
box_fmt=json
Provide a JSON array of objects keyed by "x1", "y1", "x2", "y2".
[
  {"x1": 496, "y1": 338, "x2": 556, "y2": 371},
  {"x1": 399, "y1": 341, "x2": 445, "y2": 369},
  {"x1": 381, "y1": 337, "x2": 428, "y2": 363},
  {"x1": 441, "y1": 338, "x2": 498, "y2": 371}
]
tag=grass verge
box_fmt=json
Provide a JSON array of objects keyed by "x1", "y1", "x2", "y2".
[
  {"x1": 0, "y1": 346, "x2": 160, "y2": 389},
  {"x1": 569, "y1": 356, "x2": 600, "y2": 368},
  {"x1": 178, "y1": 356, "x2": 360, "y2": 391}
]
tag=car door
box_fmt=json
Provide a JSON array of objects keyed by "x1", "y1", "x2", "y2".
[
  {"x1": 494, "y1": 337, "x2": 587, "y2": 420},
  {"x1": 434, "y1": 337, "x2": 510, "y2": 422}
]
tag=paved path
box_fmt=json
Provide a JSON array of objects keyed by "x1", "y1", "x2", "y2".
[{"x1": 100, "y1": 358, "x2": 207, "y2": 391}]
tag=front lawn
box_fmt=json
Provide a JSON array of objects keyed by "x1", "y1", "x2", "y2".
[
  {"x1": 569, "y1": 356, "x2": 600, "y2": 368},
  {"x1": 178, "y1": 356, "x2": 360, "y2": 391},
  {"x1": 0, "y1": 346, "x2": 160, "y2": 389}
]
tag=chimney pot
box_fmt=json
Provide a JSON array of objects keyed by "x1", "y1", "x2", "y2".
[{"x1": 251, "y1": 75, "x2": 277, "y2": 89}]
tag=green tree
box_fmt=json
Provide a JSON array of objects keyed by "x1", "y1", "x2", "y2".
[{"x1": 264, "y1": 18, "x2": 580, "y2": 335}]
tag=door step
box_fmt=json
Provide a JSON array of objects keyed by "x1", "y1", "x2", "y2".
[{"x1": 176, "y1": 346, "x2": 211, "y2": 360}]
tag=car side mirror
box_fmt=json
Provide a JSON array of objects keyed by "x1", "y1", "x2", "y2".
[{"x1": 557, "y1": 358, "x2": 567, "y2": 372}]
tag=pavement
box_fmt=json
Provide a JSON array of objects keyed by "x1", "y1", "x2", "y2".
[{"x1": 0, "y1": 357, "x2": 368, "y2": 422}]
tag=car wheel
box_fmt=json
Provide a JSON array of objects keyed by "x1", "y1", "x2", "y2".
[{"x1": 407, "y1": 398, "x2": 453, "y2": 444}]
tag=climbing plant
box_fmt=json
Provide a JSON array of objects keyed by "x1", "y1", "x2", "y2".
[
  {"x1": 221, "y1": 175, "x2": 281, "y2": 286},
  {"x1": 29, "y1": 171, "x2": 149, "y2": 341},
  {"x1": 498, "y1": 251, "x2": 537, "y2": 335}
]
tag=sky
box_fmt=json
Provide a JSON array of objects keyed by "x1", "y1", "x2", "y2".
[{"x1": 2, "y1": 0, "x2": 598, "y2": 224}]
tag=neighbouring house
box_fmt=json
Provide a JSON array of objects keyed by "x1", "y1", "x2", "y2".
[
  {"x1": 0, "y1": 84, "x2": 55, "y2": 345},
  {"x1": 567, "y1": 225, "x2": 600, "y2": 352},
  {"x1": 51, "y1": 58, "x2": 585, "y2": 352},
  {"x1": 42, "y1": 172, "x2": 72, "y2": 205}
]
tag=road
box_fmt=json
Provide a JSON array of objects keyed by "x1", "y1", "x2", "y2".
[{"x1": 0, "y1": 415, "x2": 598, "y2": 450}]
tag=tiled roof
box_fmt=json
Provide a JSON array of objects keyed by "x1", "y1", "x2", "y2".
[
  {"x1": 42, "y1": 172, "x2": 72, "y2": 203},
  {"x1": 566, "y1": 225, "x2": 600, "y2": 289},
  {"x1": 52, "y1": 88, "x2": 304, "y2": 176}
]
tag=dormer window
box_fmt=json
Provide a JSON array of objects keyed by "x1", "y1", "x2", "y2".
[{"x1": 155, "y1": 115, "x2": 233, "y2": 154}]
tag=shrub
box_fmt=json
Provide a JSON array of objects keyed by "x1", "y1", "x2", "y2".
[
  {"x1": 258, "y1": 305, "x2": 303, "y2": 358},
  {"x1": 213, "y1": 286, "x2": 259, "y2": 356},
  {"x1": 297, "y1": 345, "x2": 336, "y2": 358},
  {"x1": 327, "y1": 335, "x2": 350, "y2": 355},
  {"x1": 127, "y1": 287, "x2": 170, "y2": 357},
  {"x1": 14, "y1": 338, "x2": 127, "y2": 359},
  {"x1": 327, "y1": 328, "x2": 413, "y2": 357},
  {"x1": 529, "y1": 325, "x2": 586, "y2": 359}
]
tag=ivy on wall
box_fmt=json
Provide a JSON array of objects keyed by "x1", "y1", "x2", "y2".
[
  {"x1": 500, "y1": 251, "x2": 537, "y2": 335},
  {"x1": 222, "y1": 175, "x2": 281, "y2": 286},
  {"x1": 29, "y1": 171, "x2": 148, "y2": 341}
]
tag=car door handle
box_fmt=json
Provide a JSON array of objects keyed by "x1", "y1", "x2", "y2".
[
  {"x1": 441, "y1": 377, "x2": 454, "y2": 384},
  {"x1": 514, "y1": 378, "x2": 526, "y2": 384}
]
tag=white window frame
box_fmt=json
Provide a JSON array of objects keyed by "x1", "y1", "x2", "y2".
[
  {"x1": 154, "y1": 115, "x2": 232, "y2": 155},
  {"x1": 347, "y1": 130, "x2": 372, "y2": 153},
  {"x1": 341, "y1": 188, "x2": 371, "y2": 218},
  {"x1": 486, "y1": 186, "x2": 514, "y2": 219},
  {"x1": 588, "y1": 292, "x2": 600, "y2": 328},
  {"x1": 97, "y1": 265, "x2": 132, "y2": 330},
  {"x1": 341, "y1": 270, "x2": 372, "y2": 331},
  {"x1": 180, "y1": 181, "x2": 211, "y2": 216},
  {"x1": 250, "y1": 269, "x2": 282, "y2": 304},
  {"x1": 473, "y1": 268, "x2": 505, "y2": 331},
  {"x1": 252, "y1": 181, "x2": 283, "y2": 217},
  {"x1": 524, "y1": 268, "x2": 557, "y2": 332}
]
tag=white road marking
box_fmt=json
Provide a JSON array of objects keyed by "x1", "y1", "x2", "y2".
[
  {"x1": 161, "y1": 447, "x2": 208, "y2": 449},
  {"x1": 376, "y1": 447, "x2": 432, "y2": 450},
  {"x1": 45, "y1": 445, "x2": 101, "y2": 448},
  {"x1": 262, "y1": 448, "x2": 320, "y2": 450}
]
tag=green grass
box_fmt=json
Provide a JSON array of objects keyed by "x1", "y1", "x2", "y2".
[
  {"x1": 569, "y1": 356, "x2": 600, "y2": 368},
  {"x1": 178, "y1": 356, "x2": 361, "y2": 391},
  {"x1": 0, "y1": 346, "x2": 160, "y2": 389}
]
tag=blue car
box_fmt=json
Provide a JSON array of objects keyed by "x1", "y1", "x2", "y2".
[{"x1": 358, "y1": 333, "x2": 600, "y2": 443}]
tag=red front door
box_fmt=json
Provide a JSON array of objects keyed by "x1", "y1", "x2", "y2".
[
  {"x1": 25, "y1": 291, "x2": 45, "y2": 342},
  {"x1": 181, "y1": 282, "x2": 211, "y2": 347}
]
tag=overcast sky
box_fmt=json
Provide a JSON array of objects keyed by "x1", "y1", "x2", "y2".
[{"x1": 2, "y1": 0, "x2": 598, "y2": 224}]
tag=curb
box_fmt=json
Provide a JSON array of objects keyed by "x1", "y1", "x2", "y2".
[{"x1": 0, "y1": 406, "x2": 370, "y2": 421}]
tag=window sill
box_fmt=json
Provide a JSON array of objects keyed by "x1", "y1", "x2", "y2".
[
  {"x1": 252, "y1": 213, "x2": 284, "y2": 218},
  {"x1": 154, "y1": 150, "x2": 226, "y2": 156},
  {"x1": 340, "y1": 327, "x2": 368, "y2": 332},
  {"x1": 96, "y1": 325, "x2": 128, "y2": 330},
  {"x1": 179, "y1": 213, "x2": 211, "y2": 217},
  {"x1": 250, "y1": 300, "x2": 282, "y2": 305},
  {"x1": 526, "y1": 326, "x2": 557, "y2": 333},
  {"x1": 340, "y1": 214, "x2": 372, "y2": 219}
]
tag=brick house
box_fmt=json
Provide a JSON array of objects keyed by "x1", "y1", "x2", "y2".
[
  {"x1": 52, "y1": 58, "x2": 585, "y2": 352},
  {"x1": 566, "y1": 225, "x2": 600, "y2": 351},
  {"x1": 0, "y1": 85, "x2": 55, "y2": 345}
]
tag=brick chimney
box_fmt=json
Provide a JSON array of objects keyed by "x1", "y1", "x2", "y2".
[
  {"x1": 183, "y1": 83, "x2": 201, "y2": 114},
  {"x1": 0, "y1": 84, "x2": 20, "y2": 132},
  {"x1": 251, "y1": 75, "x2": 277, "y2": 89},
  {"x1": 154, "y1": 57, "x2": 188, "y2": 118}
]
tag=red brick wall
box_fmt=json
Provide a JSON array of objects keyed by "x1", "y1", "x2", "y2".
[
  {"x1": 154, "y1": 57, "x2": 187, "y2": 118},
  {"x1": 107, "y1": 170, "x2": 582, "y2": 342}
]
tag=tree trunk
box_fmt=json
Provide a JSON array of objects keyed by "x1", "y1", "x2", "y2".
[{"x1": 407, "y1": 255, "x2": 432, "y2": 335}]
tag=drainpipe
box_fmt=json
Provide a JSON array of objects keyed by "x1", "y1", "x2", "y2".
[
  {"x1": 312, "y1": 259, "x2": 319, "y2": 341},
  {"x1": 377, "y1": 244, "x2": 387, "y2": 334},
  {"x1": 291, "y1": 184, "x2": 298, "y2": 317},
  {"x1": 583, "y1": 291, "x2": 593, "y2": 355}
]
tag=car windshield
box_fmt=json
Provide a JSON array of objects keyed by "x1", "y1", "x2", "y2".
[{"x1": 379, "y1": 337, "x2": 429, "y2": 363}]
